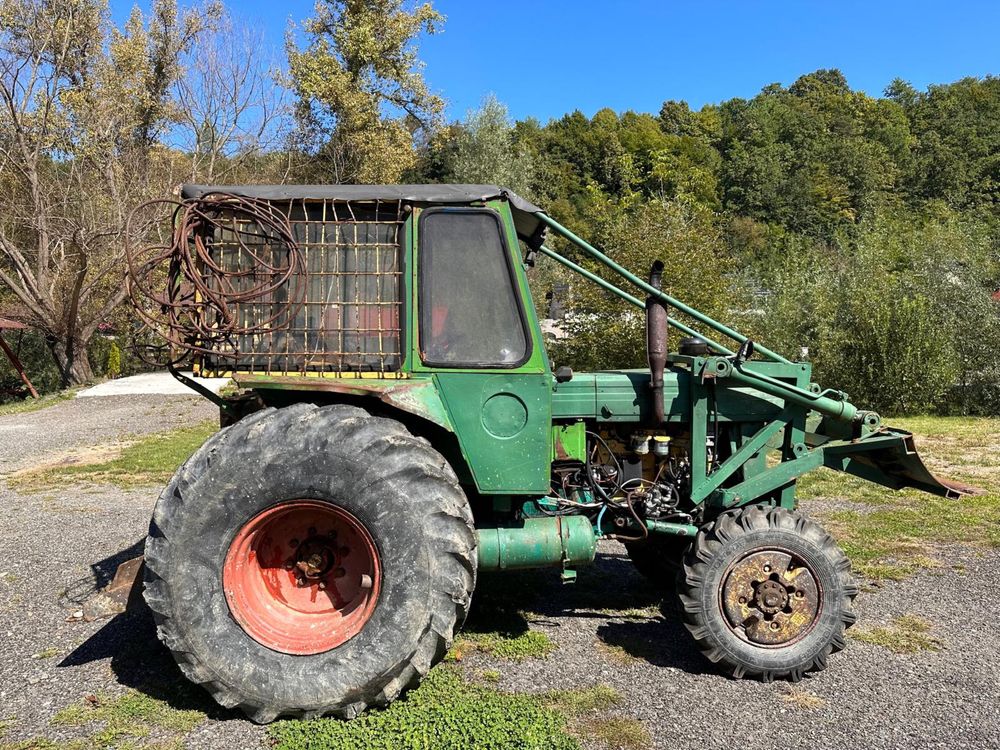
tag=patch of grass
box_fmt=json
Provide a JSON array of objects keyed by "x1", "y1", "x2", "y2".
[
  {"x1": 30, "y1": 647, "x2": 59, "y2": 660},
  {"x1": 849, "y1": 615, "x2": 945, "y2": 654},
  {"x1": 0, "y1": 389, "x2": 78, "y2": 417},
  {"x1": 12, "y1": 421, "x2": 216, "y2": 490},
  {"x1": 580, "y1": 716, "x2": 651, "y2": 750},
  {"x1": 452, "y1": 628, "x2": 556, "y2": 661},
  {"x1": 798, "y1": 416, "x2": 1000, "y2": 580},
  {"x1": 448, "y1": 573, "x2": 558, "y2": 661},
  {"x1": 777, "y1": 685, "x2": 825, "y2": 710},
  {"x1": 51, "y1": 690, "x2": 204, "y2": 748},
  {"x1": 594, "y1": 624, "x2": 665, "y2": 666},
  {"x1": 0, "y1": 573, "x2": 14, "y2": 585},
  {"x1": 479, "y1": 669, "x2": 501, "y2": 683},
  {"x1": 269, "y1": 667, "x2": 580, "y2": 750},
  {"x1": 0, "y1": 717, "x2": 13, "y2": 740},
  {"x1": 542, "y1": 685, "x2": 619, "y2": 716}
]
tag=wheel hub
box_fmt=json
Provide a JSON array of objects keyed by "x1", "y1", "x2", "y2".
[
  {"x1": 721, "y1": 549, "x2": 820, "y2": 646},
  {"x1": 223, "y1": 500, "x2": 381, "y2": 655}
]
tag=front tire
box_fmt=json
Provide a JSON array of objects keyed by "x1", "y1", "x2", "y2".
[
  {"x1": 143, "y1": 403, "x2": 477, "y2": 722},
  {"x1": 677, "y1": 506, "x2": 857, "y2": 682}
]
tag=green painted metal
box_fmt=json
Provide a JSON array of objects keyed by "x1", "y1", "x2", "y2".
[
  {"x1": 552, "y1": 421, "x2": 587, "y2": 462},
  {"x1": 644, "y1": 519, "x2": 700, "y2": 537},
  {"x1": 405, "y1": 201, "x2": 554, "y2": 495},
  {"x1": 703, "y1": 357, "x2": 860, "y2": 423},
  {"x1": 233, "y1": 374, "x2": 454, "y2": 432},
  {"x1": 433, "y1": 373, "x2": 551, "y2": 493},
  {"x1": 689, "y1": 410, "x2": 791, "y2": 503},
  {"x1": 477, "y1": 516, "x2": 597, "y2": 571}
]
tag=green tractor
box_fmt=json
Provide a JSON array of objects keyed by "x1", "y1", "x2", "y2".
[{"x1": 113, "y1": 184, "x2": 975, "y2": 722}]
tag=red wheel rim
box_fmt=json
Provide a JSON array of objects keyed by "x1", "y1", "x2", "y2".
[{"x1": 223, "y1": 500, "x2": 381, "y2": 655}]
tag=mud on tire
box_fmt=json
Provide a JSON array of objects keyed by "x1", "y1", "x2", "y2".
[
  {"x1": 677, "y1": 505, "x2": 857, "y2": 682},
  {"x1": 143, "y1": 403, "x2": 477, "y2": 722}
]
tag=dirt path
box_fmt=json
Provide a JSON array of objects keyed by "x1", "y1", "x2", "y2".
[{"x1": 1, "y1": 396, "x2": 998, "y2": 749}]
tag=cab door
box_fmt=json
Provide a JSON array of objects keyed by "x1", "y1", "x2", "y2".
[{"x1": 413, "y1": 204, "x2": 551, "y2": 494}]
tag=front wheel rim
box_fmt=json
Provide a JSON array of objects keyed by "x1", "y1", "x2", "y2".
[
  {"x1": 719, "y1": 548, "x2": 822, "y2": 647},
  {"x1": 223, "y1": 500, "x2": 382, "y2": 655}
]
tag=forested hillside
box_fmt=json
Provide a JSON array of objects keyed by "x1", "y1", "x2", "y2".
[
  {"x1": 2, "y1": 0, "x2": 998, "y2": 415},
  {"x1": 414, "y1": 71, "x2": 1000, "y2": 415}
]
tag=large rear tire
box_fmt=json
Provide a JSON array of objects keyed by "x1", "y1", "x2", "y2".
[
  {"x1": 143, "y1": 403, "x2": 476, "y2": 722},
  {"x1": 677, "y1": 506, "x2": 857, "y2": 682}
]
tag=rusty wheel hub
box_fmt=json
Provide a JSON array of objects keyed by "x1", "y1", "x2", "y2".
[
  {"x1": 223, "y1": 500, "x2": 381, "y2": 655},
  {"x1": 721, "y1": 549, "x2": 820, "y2": 646}
]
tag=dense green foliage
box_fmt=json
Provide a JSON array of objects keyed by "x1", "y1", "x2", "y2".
[
  {"x1": 420, "y1": 70, "x2": 1000, "y2": 415},
  {"x1": 268, "y1": 668, "x2": 579, "y2": 750}
]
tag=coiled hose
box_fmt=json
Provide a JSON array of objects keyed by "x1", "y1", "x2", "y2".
[{"x1": 125, "y1": 193, "x2": 305, "y2": 365}]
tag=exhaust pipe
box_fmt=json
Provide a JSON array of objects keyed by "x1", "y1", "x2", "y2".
[{"x1": 646, "y1": 260, "x2": 667, "y2": 425}]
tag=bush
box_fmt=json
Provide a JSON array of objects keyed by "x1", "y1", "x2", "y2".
[{"x1": 756, "y1": 209, "x2": 1000, "y2": 415}]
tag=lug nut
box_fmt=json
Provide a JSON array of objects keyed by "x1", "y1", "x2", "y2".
[
  {"x1": 763, "y1": 564, "x2": 771, "y2": 573},
  {"x1": 770, "y1": 622, "x2": 780, "y2": 630},
  {"x1": 738, "y1": 596, "x2": 747, "y2": 604}
]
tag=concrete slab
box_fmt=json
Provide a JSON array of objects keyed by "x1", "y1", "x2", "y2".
[{"x1": 76, "y1": 371, "x2": 231, "y2": 398}]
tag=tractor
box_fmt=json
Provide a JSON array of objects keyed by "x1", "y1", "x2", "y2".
[{"x1": 106, "y1": 184, "x2": 976, "y2": 722}]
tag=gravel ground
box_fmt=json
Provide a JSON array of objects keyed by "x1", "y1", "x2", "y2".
[{"x1": 1, "y1": 395, "x2": 998, "y2": 749}]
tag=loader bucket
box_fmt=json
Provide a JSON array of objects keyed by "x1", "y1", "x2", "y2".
[{"x1": 821, "y1": 427, "x2": 983, "y2": 499}]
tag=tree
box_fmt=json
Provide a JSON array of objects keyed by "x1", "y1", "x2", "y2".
[
  {"x1": 0, "y1": 0, "x2": 217, "y2": 385},
  {"x1": 174, "y1": 12, "x2": 292, "y2": 183},
  {"x1": 421, "y1": 94, "x2": 534, "y2": 195},
  {"x1": 718, "y1": 69, "x2": 911, "y2": 236},
  {"x1": 287, "y1": 0, "x2": 444, "y2": 183}
]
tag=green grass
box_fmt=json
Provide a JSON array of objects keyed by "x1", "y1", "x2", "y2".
[
  {"x1": 447, "y1": 573, "x2": 558, "y2": 662},
  {"x1": 269, "y1": 667, "x2": 581, "y2": 750},
  {"x1": 30, "y1": 647, "x2": 59, "y2": 660},
  {"x1": 451, "y1": 628, "x2": 556, "y2": 661},
  {"x1": 11, "y1": 421, "x2": 216, "y2": 490},
  {"x1": 542, "y1": 685, "x2": 620, "y2": 716},
  {"x1": 849, "y1": 615, "x2": 945, "y2": 654},
  {"x1": 51, "y1": 690, "x2": 203, "y2": 749},
  {"x1": 0, "y1": 389, "x2": 78, "y2": 417},
  {"x1": 1, "y1": 691, "x2": 204, "y2": 750},
  {"x1": 583, "y1": 716, "x2": 651, "y2": 750},
  {"x1": 799, "y1": 416, "x2": 1000, "y2": 580}
]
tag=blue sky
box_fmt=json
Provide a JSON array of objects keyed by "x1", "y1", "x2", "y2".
[{"x1": 113, "y1": 0, "x2": 1000, "y2": 122}]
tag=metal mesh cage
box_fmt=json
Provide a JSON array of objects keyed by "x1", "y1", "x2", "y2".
[{"x1": 200, "y1": 199, "x2": 405, "y2": 376}]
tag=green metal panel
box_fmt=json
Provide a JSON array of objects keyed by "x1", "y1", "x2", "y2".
[
  {"x1": 552, "y1": 369, "x2": 784, "y2": 423},
  {"x1": 552, "y1": 421, "x2": 586, "y2": 462},
  {"x1": 477, "y1": 516, "x2": 597, "y2": 571},
  {"x1": 434, "y1": 372, "x2": 551, "y2": 493},
  {"x1": 402, "y1": 200, "x2": 553, "y2": 495}
]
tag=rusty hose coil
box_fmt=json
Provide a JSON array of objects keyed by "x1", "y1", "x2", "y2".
[{"x1": 125, "y1": 193, "x2": 305, "y2": 365}]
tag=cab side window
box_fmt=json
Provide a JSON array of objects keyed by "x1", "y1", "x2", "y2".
[{"x1": 419, "y1": 209, "x2": 528, "y2": 367}]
